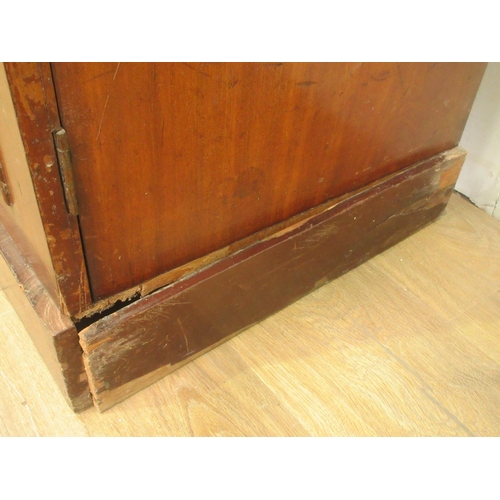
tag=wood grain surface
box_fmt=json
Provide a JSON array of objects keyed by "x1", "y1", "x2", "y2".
[
  {"x1": 0, "y1": 220, "x2": 91, "y2": 412},
  {"x1": 80, "y1": 148, "x2": 465, "y2": 411},
  {"x1": 3, "y1": 63, "x2": 92, "y2": 316},
  {"x1": 51, "y1": 62, "x2": 486, "y2": 299},
  {"x1": 0, "y1": 64, "x2": 59, "y2": 302},
  {"x1": 1, "y1": 193, "x2": 499, "y2": 435}
]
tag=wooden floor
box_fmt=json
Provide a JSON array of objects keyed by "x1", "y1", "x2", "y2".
[{"x1": 1, "y1": 193, "x2": 499, "y2": 436}]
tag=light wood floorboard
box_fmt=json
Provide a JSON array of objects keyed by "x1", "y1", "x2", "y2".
[{"x1": 0, "y1": 193, "x2": 499, "y2": 436}]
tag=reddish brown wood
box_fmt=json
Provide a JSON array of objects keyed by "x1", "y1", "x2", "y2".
[
  {"x1": 0, "y1": 217, "x2": 92, "y2": 412},
  {"x1": 0, "y1": 64, "x2": 61, "y2": 304},
  {"x1": 4, "y1": 63, "x2": 92, "y2": 316},
  {"x1": 51, "y1": 62, "x2": 486, "y2": 300},
  {"x1": 80, "y1": 147, "x2": 466, "y2": 411}
]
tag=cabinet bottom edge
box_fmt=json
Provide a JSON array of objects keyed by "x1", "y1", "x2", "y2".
[{"x1": 78, "y1": 147, "x2": 466, "y2": 412}]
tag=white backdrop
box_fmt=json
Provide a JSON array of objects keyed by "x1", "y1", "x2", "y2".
[{"x1": 456, "y1": 62, "x2": 500, "y2": 220}]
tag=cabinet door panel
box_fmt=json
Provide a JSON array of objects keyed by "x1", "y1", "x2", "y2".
[{"x1": 51, "y1": 62, "x2": 486, "y2": 300}]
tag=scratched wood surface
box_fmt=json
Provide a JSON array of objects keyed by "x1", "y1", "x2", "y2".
[
  {"x1": 0, "y1": 218, "x2": 92, "y2": 412},
  {"x1": 51, "y1": 63, "x2": 486, "y2": 300},
  {"x1": 3, "y1": 63, "x2": 92, "y2": 316},
  {"x1": 1, "y1": 193, "x2": 499, "y2": 436},
  {"x1": 0, "y1": 64, "x2": 59, "y2": 303},
  {"x1": 80, "y1": 148, "x2": 465, "y2": 412}
]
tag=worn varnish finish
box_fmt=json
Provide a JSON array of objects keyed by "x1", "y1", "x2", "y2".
[
  {"x1": 3, "y1": 63, "x2": 92, "y2": 316},
  {"x1": 0, "y1": 63, "x2": 486, "y2": 413},
  {"x1": 80, "y1": 148, "x2": 465, "y2": 411},
  {"x1": 0, "y1": 220, "x2": 91, "y2": 412},
  {"x1": 51, "y1": 62, "x2": 486, "y2": 300},
  {"x1": 0, "y1": 64, "x2": 59, "y2": 302}
]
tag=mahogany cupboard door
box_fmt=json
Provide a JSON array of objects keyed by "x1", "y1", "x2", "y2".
[{"x1": 49, "y1": 63, "x2": 486, "y2": 300}]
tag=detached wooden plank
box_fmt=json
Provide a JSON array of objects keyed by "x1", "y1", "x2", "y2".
[
  {"x1": 80, "y1": 148, "x2": 466, "y2": 411},
  {"x1": 0, "y1": 220, "x2": 92, "y2": 412}
]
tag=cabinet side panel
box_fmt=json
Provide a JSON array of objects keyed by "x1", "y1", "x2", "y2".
[
  {"x1": 0, "y1": 220, "x2": 92, "y2": 412},
  {"x1": 3, "y1": 63, "x2": 92, "y2": 316},
  {"x1": 0, "y1": 64, "x2": 58, "y2": 300}
]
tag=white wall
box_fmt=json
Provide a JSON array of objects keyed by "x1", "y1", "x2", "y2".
[{"x1": 455, "y1": 62, "x2": 500, "y2": 219}]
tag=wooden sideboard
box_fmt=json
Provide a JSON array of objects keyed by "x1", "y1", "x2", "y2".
[{"x1": 0, "y1": 62, "x2": 486, "y2": 411}]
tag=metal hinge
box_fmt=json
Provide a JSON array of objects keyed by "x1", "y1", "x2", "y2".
[
  {"x1": 0, "y1": 151, "x2": 13, "y2": 206},
  {"x1": 53, "y1": 128, "x2": 79, "y2": 215}
]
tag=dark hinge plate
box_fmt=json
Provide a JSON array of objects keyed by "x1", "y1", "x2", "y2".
[{"x1": 53, "y1": 128, "x2": 79, "y2": 215}]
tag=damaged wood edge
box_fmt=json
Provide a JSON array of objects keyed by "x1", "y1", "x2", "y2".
[
  {"x1": 74, "y1": 147, "x2": 466, "y2": 320},
  {"x1": 79, "y1": 147, "x2": 466, "y2": 412},
  {"x1": 0, "y1": 64, "x2": 61, "y2": 304},
  {"x1": 84, "y1": 321, "x2": 259, "y2": 412},
  {"x1": 3, "y1": 62, "x2": 93, "y2": 317},
  {"x1": 0, "y1": 219, "x2": 92, "y2": 411}
]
